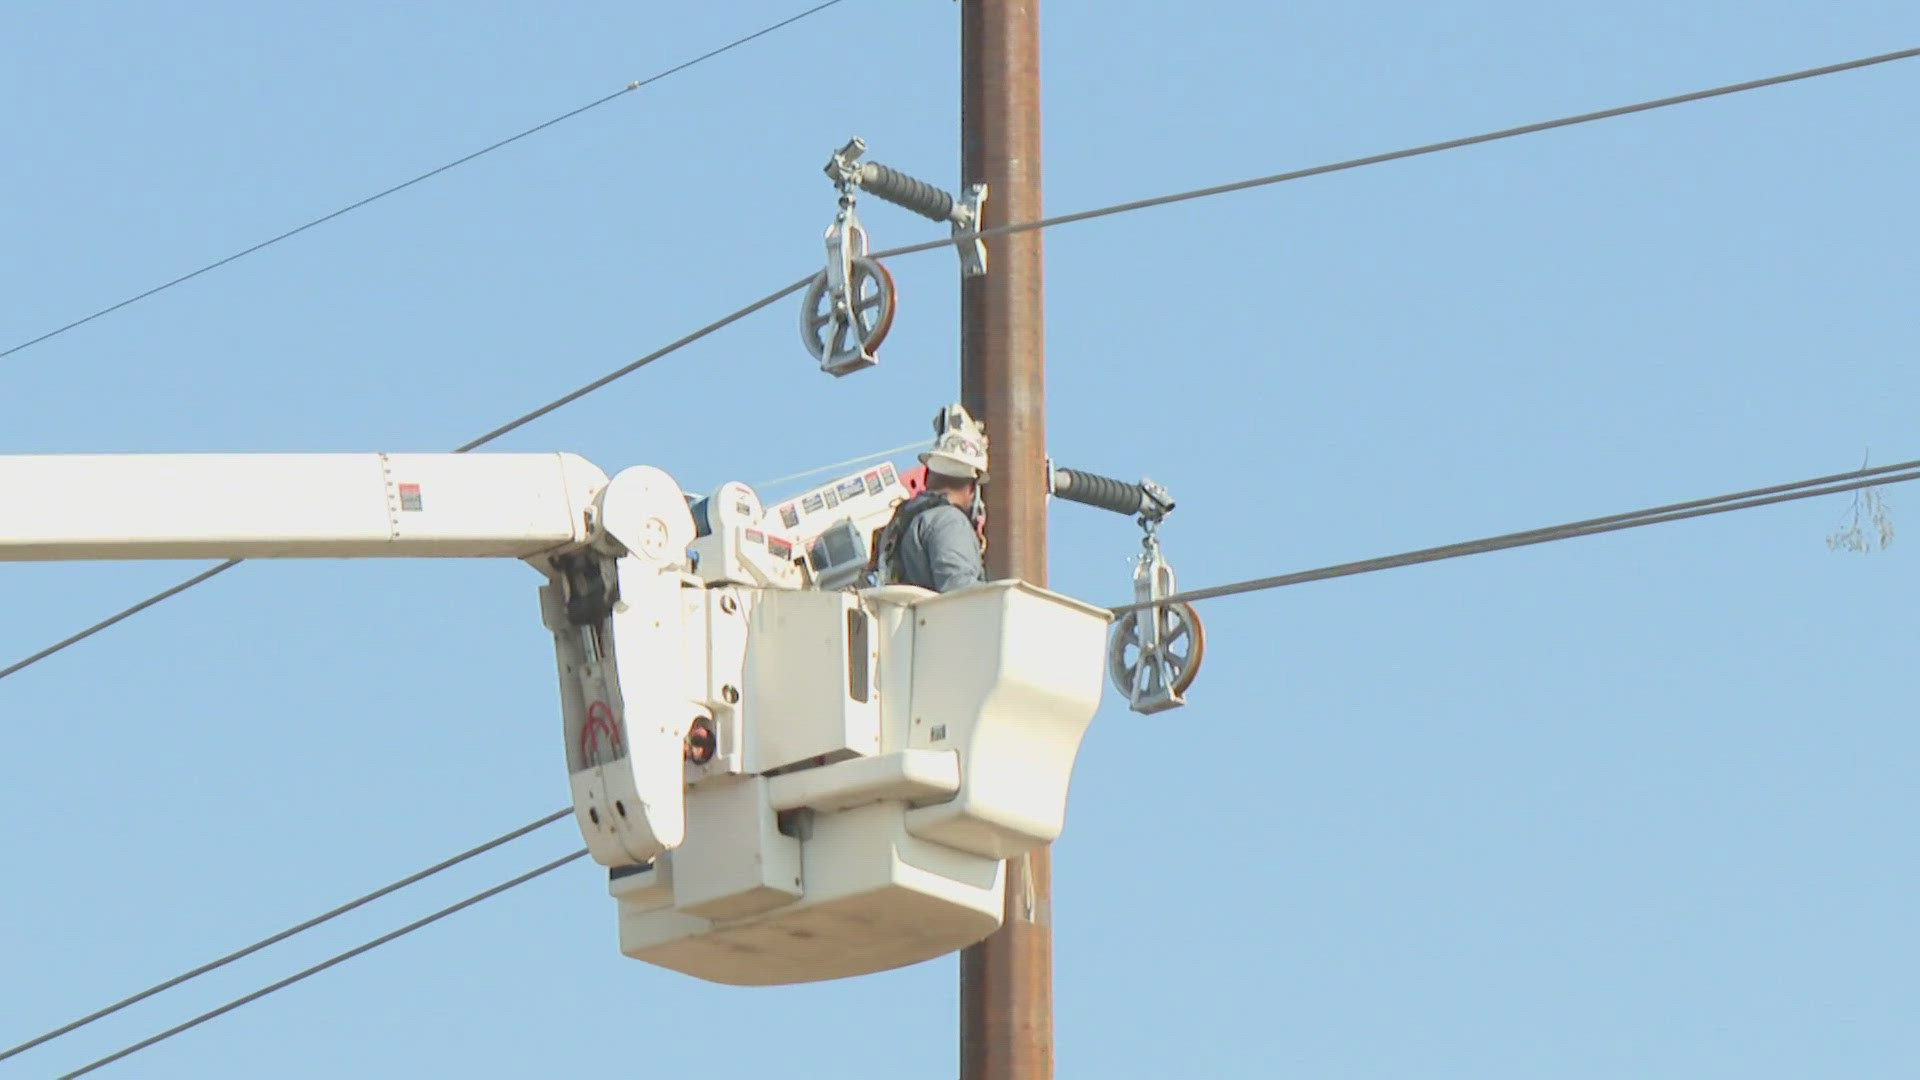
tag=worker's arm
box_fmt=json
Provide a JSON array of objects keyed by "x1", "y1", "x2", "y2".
[{"x1": 918, "y1": 504, "x2": 985, "y2": 592}]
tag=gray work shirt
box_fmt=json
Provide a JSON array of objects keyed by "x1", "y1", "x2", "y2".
[{"x1": 893, "y1": 501, "x2": 985, "y2": 593}]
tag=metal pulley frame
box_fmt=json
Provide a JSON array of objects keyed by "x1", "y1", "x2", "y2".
[
  {"x1": 1048, "y1": 464, "x2": 1201, "y2": 713},
  {"x1": 801, "y1": 195, "x2": 897, "y2": 377},
  {"x1": 1109, "y1": 527, "x2": 1203, "y2": 714}
]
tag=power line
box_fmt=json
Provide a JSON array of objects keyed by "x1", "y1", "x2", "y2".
[
  {"x1": 867, "y1": 45, "x2": 1920, "y2": 262},
  {"x1": 1, "y1": 808, "x2": 569, "y2": 1063},
  {"x1": 0, "y1": 276, "x2": 812, "y2": 683},
  {"x1": 56, "y1": 848, "x2": 589, "y2": 1079},
  {"x1": 0, "y1": 560, "x2": 242, "y2": 681},
  {"x1": 1111, "y1": 460, "x2": 1920, "y2": 614},
  {"x1": 752, "y1": 436, "x2": 931, "y2": 492},
  {"x1": 7, "y1": 44, "x2": 1915, "y2": 681},
  {"x1": 0, "y1": 0, "x2": 849, "y2": 362},
  {"x1": 453, "y1": 275, "x2": 812, "y2": 451}
]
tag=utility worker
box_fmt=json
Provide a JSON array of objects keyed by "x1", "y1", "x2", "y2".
[{"x1": 876, "y1": 410, "x2": 988, "y2": 593}]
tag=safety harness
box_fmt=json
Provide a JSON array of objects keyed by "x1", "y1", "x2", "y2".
[{"x1": 872, "y1": 491, "x2": 951, "y2": 587}]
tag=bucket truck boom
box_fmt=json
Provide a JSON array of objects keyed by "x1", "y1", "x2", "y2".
[{"x1": 0, "y1": 450, "x2": 1112, "y2": 986}]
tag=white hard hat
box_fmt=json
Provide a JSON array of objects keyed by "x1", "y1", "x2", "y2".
[{"x1": 920, "y1": 429, "x2": 988, "y2": 482}]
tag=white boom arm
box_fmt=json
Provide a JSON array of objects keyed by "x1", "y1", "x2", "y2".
[{"x1": 0, "y1": 453, "x2": 606, "y2": 561}]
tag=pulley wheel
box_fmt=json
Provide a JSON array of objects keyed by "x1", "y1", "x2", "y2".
[
  {"x1": 800, "y1": 256, "x2": 896, "y2": 366},
  {"x1": 1108, "y1": 601, "x2": 1205, "y2": 702}
]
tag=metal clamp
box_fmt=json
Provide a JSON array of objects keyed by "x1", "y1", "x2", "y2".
[
  {"x1": 1107, "y1": 525, "x2": 1203, "y2": 714},
  {"x1": 943, "y1": 181, "x2": 987, "y2": 278},
  {"x1": 800, "y1": 168, "x2": 897, "y2": 377}
]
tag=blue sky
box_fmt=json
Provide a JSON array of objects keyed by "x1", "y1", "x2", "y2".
[{"x1": 3, "y1": 2, "x2": 1917, "y2": 1076}]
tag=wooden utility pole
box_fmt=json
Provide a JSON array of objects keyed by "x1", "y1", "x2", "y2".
[{"x1": 959, "y1": 2, "x2": 1050, "y2": 1078}]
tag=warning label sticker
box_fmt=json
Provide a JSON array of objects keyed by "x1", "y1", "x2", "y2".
[{"x1": 398, "y1": 483, "x2": 423, "y2": 512}]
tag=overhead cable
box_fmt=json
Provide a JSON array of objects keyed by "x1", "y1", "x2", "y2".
[
  {"x1": 868, "y1": 46, "x2": 1920, "y2": 263},
  {"x1": 0, "y1": 275, "x2": 813, "y2": 682},
  {"x1": 0, "y1": 0, "x2": 849, "y2": 361},
  {"x1": 453, "y1": 276, "x2": 812, "y2": 451},
  {"x1": 7, "y1": 45, "x2": 1915, "y2": 680},
  {"x1": 56, "y1": 848, "x2": 590, "y2": 1078},
  {"x1": 0, "y1": 809, "x2": 569, "y2": 1063},
  {"x1": 1110, "y1": 459, "x2": 1920, "y2": 614},
  {"x1": 0, "y1": 560, "x2": 242, "y2": 681},
  {"x1": 751, "y1": 436, "x2": 932, "y2": 491}
]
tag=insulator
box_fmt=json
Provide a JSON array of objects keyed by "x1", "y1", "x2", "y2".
[
  {"x1": 855, "y1": 161, "x2": 957, "y2": 223},
  {"x1": 1051, "y1": 467, "x2": 1150, "y2": 517}
]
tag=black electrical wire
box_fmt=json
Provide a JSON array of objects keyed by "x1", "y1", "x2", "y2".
[
  {"x1": 5, "y1": 44, "x2": 1915, "y2": 681},
  {"x1": 452, "y1": 275, "x2": 813, "y2": 451},
  {"x1": 869, "y1": 46, "x2": 1920, "y2": 262},
  {"x1": 0, "y1": 275, "x2": 811, "y2": 683},
  {"x1": 0, "y1": 808, "x2": 569, "y2": 1063},
  {"x1": 0, "y1": 560, "x2": 242, "y2": 681},
  {"x1": 54, "y1": 848, "x2": 588, "y2": 1078},
  {"x1": 1110, "y1": 460, "x2": 1920, "y2": 614},
  {"x1": 0, "y1": 0, "x2": 850, "y2": 362}
]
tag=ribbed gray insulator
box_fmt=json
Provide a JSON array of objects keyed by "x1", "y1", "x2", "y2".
[
  {"x1": 856, "y1": 162, "x2": 957, "y2": 223},
  {"x1": 1051, "y1": 467, "x2": 1149, "y2": 516}
]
